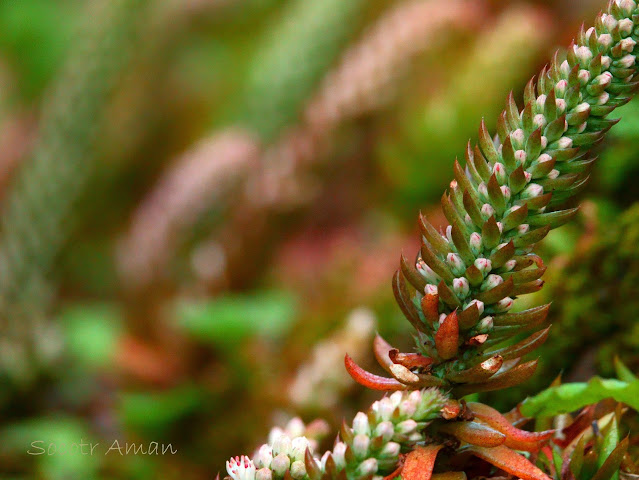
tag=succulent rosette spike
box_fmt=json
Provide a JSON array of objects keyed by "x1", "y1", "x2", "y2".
[{"x1": 347, "y1": 0, "x2": 639, "y2": 397}]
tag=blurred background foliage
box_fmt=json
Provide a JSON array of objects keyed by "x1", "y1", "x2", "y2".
[{"x1": 0, "y1": 0, "x2": 637, "y2": 478}]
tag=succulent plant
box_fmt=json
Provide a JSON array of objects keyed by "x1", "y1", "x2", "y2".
[
  {"x1": 224, "y1": 1, "x2": 639, "y2": 478},
  {"x1": 346, "y1": 0, "x2": 639, "y2": 396}
]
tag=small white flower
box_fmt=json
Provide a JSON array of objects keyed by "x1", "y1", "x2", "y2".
[
  {"x1": 256, "y1": 468, "x2": 272, "y2": 480},
  {"x1": 515, "y1": 150, "x2": 527, "y2": 165},
  {"x1": 482, "y1": 274, "x2": 504, "y2": 290},
  {"x1": 558, "y1": 136, "x2": 574, "y2": 148},
  {"x1": 399, "y1": 399, "x2": 417, "y2": 418},
  {"x1": 227, "y1": 456, "x2": 257, "y2": 480},
  {"x1": 254, "y1": 445, "x2": 273, "y2": 469},
  {"x1": 618, "y1": 0, "x2": 637, "y2": 16},
  {"x1": 446, "y1": 253, "x2": 465, "y2": 274},
  {"x1": 575, "y1": 102, "x2": 590, "y2": 113},
  {"x1": 352, "y1": 434, "x2": 370, "y2": 458},
  {"x1": 597, "y1": 93, "x2": 610, "y2": 106},
  {"x1": 396, "y1": 419, "x2": 418, "y2": 435},
  {"x1": 535, "y1": 94, "x2": 547, "y2": 110},
  {"x1": 470, "y1": 232, "x2": 482, "y2": 255},
  {"x1": 271, "y1": 454, "x2": 291, "y2": 477},
  {"x1": 425, "y1": 284, "x2": 438, "y2": 295},
  {"x1": 332, "y1": 443, "x2": 347, "y2": 469},
  {"x1": 379, "y1": 442, "x2": 401, "y2": 459},
  {"x1": 619, "y1": 54, "x2": 636, "y2": 68},
  {"x1": 548, "y1": 169, "x2": 560, "y2": 179},
  {"x1": 555, "y1": 79, "x2": 568, "y2": 96},
  {"x1": 574, "y1": 45, "x2": 593, "y2": 64},
  {"x1": 290, "y1": 437, "x2": 310, "y2": 462},
  {"x1": 578, "y1": 69, "x2": 591, "y2": 85},
  {"x1": 453, "y1": 277, "x2": 470, "y2": 298},
  {"x1": 541, "y1": 136, "x2": 548, "y2": 149},
  {"x1": 474, "y1": 258, "x2": 492, "y2": 275},
  {"x1": 290, "y1": 461, "x2": 307, "y2": 480},
  {"x1": 353, "y1": 412, "x2": 370, "y2": 436},
  {"x1": 477, "y1": 316, "x2": 494, "y2": 333},
  {"x1": 494, "y1": 297, "x2": 514, "y2": 312},
  {"x1": 357, "y1": 458, "x2": 378, "y2": 476},
  {"x1": 621, "y1": 37, "x2": 637, "y2": 52},
  {"x1": 598, "y1": 33, "x2": 614, "y2": 49},
  {"x1": 538, "y1": 153, "x2": 553, "y2": 164},
  {"x1": 272, "y1": 434, "x2": 292, "y2": 456},
  {"x1": 522, "y1": 183, "x2": 543, "y2": 198},
  {"x1": 389, "y1": 391, "x2": 403, "y2": 407},
  {"x1": 478, "y1": 182, "x2": 488, "y2": 199},
  {"x1": 602, "y1": 13, "x2": 618, "y2": 32},
  {"x1": 533, "y1": 114, "x2": 547, "y2": 129},
  {"x1": 481, "y1": 203, "x2": 495, "y2": 219},
  {"x1": 466, "y1": 299, "x2": 485, "y2": 315},
  {"x1": 374, "y1": 397, "x2": 394, "y2": 421},
  {"x1": 500, "y1": 186, "x2": 511, "y2": 202},
  {"x1": 518, "y1": 224, "x2": 530, "y2": 234},
  {"x1": 601, "y1": 56, "x2": 612, "y2": 69},
  {"x1": 511, "y1": 129, "x2": 525, "y2": 148},
  {"x1": 503, "y1": 259, "x2": 517, "y2": 272},
  {"x1": 619, "y1": 18, "x2": 634, "y2": 36},
  {"x1": 375, "y1": 421, "x2": 395, "y2": 442},
  {"x1": 555, "y1": 98, "x2": 567, "y2": 113}
]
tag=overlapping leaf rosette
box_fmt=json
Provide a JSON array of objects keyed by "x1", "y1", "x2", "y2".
[
  {"x1": 224, "y1": 1, "x2": 639, "y2": 479},
  {"x1": 347, "y1": 0, "x2": 639, "y2": 397}
]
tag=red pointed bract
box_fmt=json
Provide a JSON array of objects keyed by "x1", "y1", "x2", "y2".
[
  {"x1": 435, "y1": 310, "x2": 459, "y2": 360},
  {"x1": 401, "y1": 445, "x2": 444, "y2": 480},
  {"x1": 344, "y1": 354, "x2": 407, "y2": 391}
]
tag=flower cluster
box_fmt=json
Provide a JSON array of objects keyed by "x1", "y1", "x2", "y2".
[{"x1": 347, "y1": 0, "x2": 639, "y2": 395}]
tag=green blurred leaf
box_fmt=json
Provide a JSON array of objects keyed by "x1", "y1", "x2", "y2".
[
  {"x1": 520, "y1": 377, "x2": 639, "y2": 418},
  {"x1": 119, "y1": 385, "x2": 204, "y2": 435},
  {"x1": 175, "y1": 290, "x2": 298, "y2": 348},
  {"x1": 0, "y1": 417, "x2": 99, "y2": 480},
  {"x1": 58, "y1": 303, "x2": 123, "y2": 370}
]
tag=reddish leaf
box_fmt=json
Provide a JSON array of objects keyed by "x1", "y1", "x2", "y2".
[
  {"x1": 344, "y1": 354, "x2": 407, "y2": 391},
  {"x1": 421, "y1": 292, "x2": 440, "y2": 324},
  {"x1": 402, "y1": 445, "x2": 443, "y2": 480},
  {"x1": 439, "y1": 421, "x2": 506, "y2": 447},
  {"x1": 373, "y1": 334, "x2": 396, "y2": 374},
  {"x1": 435, "y1": 311, "x2": 459, "y2": 360},
  {"x1": 389, "y1": 349, "x2": 434, "y2": 370},
  {"x1": 466, "y1": 445, "x2": 551, "y2": 480},
  {"x1": 467, "y1": 402, "x2": 554, "y2": 451}
]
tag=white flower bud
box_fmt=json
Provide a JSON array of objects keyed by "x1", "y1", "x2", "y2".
[
  {"x1": 555, "y1": 79, "x2": 568, "y2": 96},
  {"x1": 601, "y1": 56, "x2": 612, "y2": 69},
  {"x1": 602, "y1": 13, "x2": 618, "y2": 32},
  {"x1": 482, "y1": 274, "x2": 503, "y2": 291},
  {"x1": 446, "y1": 253, "x2": 465, "y2": 275},
  {"x1": 522, "y1": 183, "x2": 543, "y2": 198},
  {"x1": 290, "y1": 437, "x2": 310, "y2": 462},
  {"x1": 538, "y1": 153, "x2": 553, "y2": 164},
  {"x1": 578, "y1": 122, "x2": 587, "y2": 133},
  {"x1": 270, "y1": 454, "x2": 291, "y2": 477},
  {"x1": 497, "y1": 222, "x2": 504, "y2": 233},
  {"x1": 515, "y1": 150, "x2": 527, "y2": 165},
  {"x1": 268, "y1": 427, "x2": 285, "y2": 445},
  {"x1": 290, "y1": 461, "x2": 306, "y2": 480},
  {"x1": 396, "y1": 419, "x2": 418, "y2": 435},
  {"x1": 445, "y1": 224, "x2": 454, "y2": 244},
  {"x1": 481, "y1": 203, "x2": 495, "y2": 219},
  {"x1": 352, "y1": 434, "x2": 370, "y2": 458},
  {"x1": 494, "y1": 297, "x2": 514, "y2": 312},
  {"x1": 227, "y1": 456, "x2": 257, "y2": 480},
  {"x1": 256, "y1": 468, "x2": 273, "y2": 480},
  {"x1": 618, "y1": 0, "x2": 637, "y2": 16},
  {"x1": 517, "y1": 224, "x2": 530, "y2": 234},
  {"x1": 379, "y1": 442, "x2": 401, "y2": 459},
  {"x1": 557, "y1": 136, "x2": 576, "y2": 148},
  {"x1": 453, "y1": 277, "x2": 470, "y2": 298},
  {"x1": 465, "y1": 213, "x2": 473, "y2": 228},
  {"x1": 474, "y1": 258, "x2": 492, "y2": 275},
  {"x1": 619, "y1": 54, "x2": 636, "y2": 68},
  {"x1": 439, "y1": 313, "x2": 448, "y2": 324},
  {"x1": 503, "y1": 259, "x2": 517, "y2": 272},
  {"x1": 500, "y1": 186, "x2": 511, "y2": 202},
  {"x1": 595, "y1": 72, "x2": 613, "y2": 88},
  {"x1": 470, "y1": 232, "x2": 482, "y2": 255},
  {"x1": 375, "y1": 397, "x2": 394, "y2": 421},
  {"x1": 417, "y1": 260, "x2": 440, "y2": 284},
  {"x1": 467, "y1": 299, "x2": 485, "y2": 315},
  {"x1": 477, "y1": 316, "x2": 494, "y2": 333},
  {"x1": 621, "y1": 38, "x2": 637, "y2": 52},
  {"x1": 399, "y1": 399, "x2": 417, "y2": 418},
  {"x1": 353, "y1": 412, "x2": 370, "y2": 436},
  {"x1": 541, "y1": 136, "x2": 548, "y2": 149},
  {"x1": 375, "y1": 421, "x2": 395, "y2": 442},
  {"x1": 525, "y1": 171, "x2": 533, "y2": 183},
  {"x1": 578, "y1": 69, "x2": 591, "y2": 85},
  {"x1": 536, "y1": 94, "x2": 547, "y2": 110},
  {"x1": 556, "y1": 98, "x2": 567, "y2": 113},
  {"x1": 493, "y1": 162, "x2": 507, "y2": 183},
  {"x1": 511, "y1": 129, "x2": 525, "y2": 148},
  {"x1": 574, "y1": 46, "x2": 593, "y2": 64},
  {"x1": 619, "y1": 18, "x2": 634, "y2": 36},
  {"x1": 533, "y1": 114, "x2": 547, "y2": 129},
  {"x1": 255, "y1": 445, "x2": 274, "y2": 469},
  {"x1": 425, "y1": 284, "x2": 438, "y2": 296},
  {"x1": 598, "y1": 33, "x2": 614, "y2": 49},
  {"x1": 390, "y1": 390, "x2": 403, "y2": 407},
  {"x1": 478, "y1": 182, "x2": 488, "y2": 199},
  {"x1": 597, "y1": 92, "x2": 610, "y2": 105},
  {"x1": 272, "y1": 434, "x2": 292, "y2": 456},
  {"x1": 332, "y1": 443, "x2": 347, "y2": 469},
  {"x1": 357, "y1": 458, "x2": 378, "y2": 477},
  {"x1": 548, "y1": 169, "x2": 560, "y2": 179},
  {"x1": 575, "y1": 102, "x2": 590, "y2": 113}
]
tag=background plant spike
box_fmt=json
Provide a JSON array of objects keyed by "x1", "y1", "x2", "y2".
[{"x1": 347, "y1": 0, "x2": 639, "y2": 396}]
